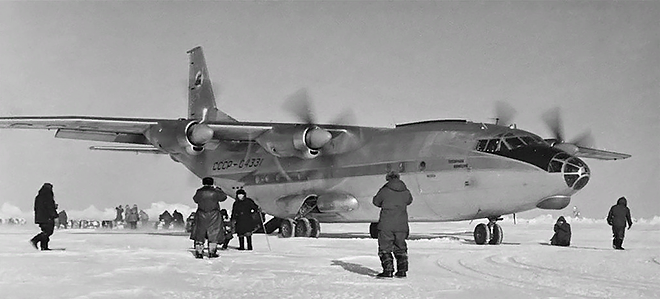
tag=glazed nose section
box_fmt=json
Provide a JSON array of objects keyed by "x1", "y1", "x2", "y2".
[{"x1": 563, "y1": 157, "x2": 590, "y2": 190}]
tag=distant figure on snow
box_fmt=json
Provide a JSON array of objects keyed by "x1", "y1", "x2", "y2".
[
  {"x1": 159, "y1": 210, "x2": 173, "y2": 228},
  {"x1": 607, "y1": 196, "x2": 633, "y2": 250},
  {"x1": 114, "y1": 205, "x2": 124, "y2": 222},
  {"x1": 373, "y1": 171, "x2": 413, "y2": 278},
  {"x1": 124, "y1": 205, "x2": 130, "y2": 223},
  {"x1": 190, "y1": 177, "x2": 227, "y2": 258},
  {"x1": 56, "y1": 210, "x2": 68, "y2": 229},
  {"x1": 30, "y1": 183, "x2": 59, "y2": 250},
  {"x1": 172, "y1": 210, "x2": 185, "y2": 228},
  {"x1": 550, "y1": 216, "x2": 571, "y2": 246},
  {"x1": 126, "y1": 204, "x2": 139, "y2": 229},
  {"x1": 139, "y1": 210, "x2": 149, "y2": 225},
  {"x1": 231, "y1": 189, "x2": 260, "y2": 251},
  {"x1": 572, "y1": 206, "x2": 581, "y2": 219}
]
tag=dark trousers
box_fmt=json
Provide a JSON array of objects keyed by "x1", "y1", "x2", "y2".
[
  {"x1": 612, "y1": 225, "x2": 626, "y2": 248},
  {"x1": 32, "y1": 222, "x2": 55, "y2": 249},
  {"x1": 377, "y1": 230, "x2": 409, "y2": 273}
]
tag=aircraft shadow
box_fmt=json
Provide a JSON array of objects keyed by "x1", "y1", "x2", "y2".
[
  {"x1": 319, "y1": 231, "x2": 473, "y2": 241},
  {"x1": 331, "y1": 260, "x2": 379, "y2": 277}
]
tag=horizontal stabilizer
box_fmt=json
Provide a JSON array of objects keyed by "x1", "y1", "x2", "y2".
[{"x1": 574, "y1": 146, "x2": 631, "y2": 160}]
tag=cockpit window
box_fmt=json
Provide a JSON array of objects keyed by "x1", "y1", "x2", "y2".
[
  {"x1": 476, "y1": 139, "x2": 488, "y2": 151},
  {"x1": 505, "y1": 137, "x2": 525, "y2": 149},
  {"x1": 520, "y1": 136, "x2": 535, "y2": 145},
  {"x1": 485, "y1": 139, "x2": 500, "y2": 152}
]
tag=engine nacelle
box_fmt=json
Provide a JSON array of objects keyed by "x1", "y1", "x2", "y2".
[
  {"x1": 145, "y1": 120, "x2": 214, "y2": 155},
  {"x1": 316, "y1": 194, "x2": 359, "y2": 213},
  {"x1": 256, "y1": 126, "x2": 332, "y2": 159}
]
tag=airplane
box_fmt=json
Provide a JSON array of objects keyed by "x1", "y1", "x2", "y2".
[{"x1": 0, "y1": 46, "x2": 630, "y2": 245}]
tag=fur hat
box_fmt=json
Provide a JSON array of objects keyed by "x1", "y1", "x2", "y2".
[
  {"x1": 386, "y1": 171, "x2": 400, "y2": 181},
  {"x1": 202, "y1": 177, "x2": 214, "y2": 186},
  {"x1": 236, "y1": 189, "x2": 247, "y2": 197}
]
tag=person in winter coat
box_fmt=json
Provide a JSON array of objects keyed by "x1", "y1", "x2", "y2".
[
  {"x1": 373, "y1": 172, "x2": 413, "y2": 278},
  {"x1": 190, "y1": 177, "x2": 227, "y2": 258},
  {"x1": 115, "y1": 205, "x2": 124, "y2": 222},
  {"x1": 550, "y1": 216, "x2": 571, "y2": 246},
  {"x1": 126, "y1": 204, "x2": 139, "y2": 229},
  {"x1": 231, "y1": 189, "x2": 260, "y2": 251},
  {"x1": 30, "y1": 183, "x2": 59, "y2": 250},
  {"x1": 159, "y1": 210, "x2": 173, "y2": 228},
  {"x1": 139, "y1": 210, "x2": 149, "y2": 226},
  {"x1": 607, "y1": 196, "x2": 633, "y2": 250},
  {"x1": 57, "y1": 210, "x2": 68, "y2": 229},
  {"x1": 172, "y1": 210, "x2": 185, "y2": 228},
  {"x1": 220, "y1": 209, "x2": 234, "y2": 250}
]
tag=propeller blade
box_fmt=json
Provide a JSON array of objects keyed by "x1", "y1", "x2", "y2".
[
  {"x1": 494, "y1": 101, "x2": 517, "y2": 126},
  {"x1": 330, "y1": 108, "x2": 357, "y2": 126},
  {"x1": 283, "y1": 88, "x2": 315, "y2": 124},
  {"x1": 570, "y1": 130, "x2": 595, "y2": 148},
  {"x1": 542, "y1": 107, "x2": 564, "y2": 143}
]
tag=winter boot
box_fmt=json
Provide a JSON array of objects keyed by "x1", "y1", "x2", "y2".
[
  {"x1": 394, "y1": 252, "x2": 408, "y2": 278},
  {"x1": 194, "y1": 242, "x2": 204, "y2": 259},
  {"x1": 208, "y1": 243, "x2": 219, "y2": 258},
  {"x1": 376, "y1": 252, "x2": 394, "y2": 278},
  {"x1": 41, "y1": 240, "x2": 51, "y2": 251},
  {"x1": 221, "y1": 240, "x2": 229, "y2": 250},
  {"x1": 247, "y1": 236, "x2": 253, "y2": 251},
  {"x1": 238, "y1": 237, "x2": 245, "y2": 250},
  {"x1": 29, "y1": 236, "x2": 39, "y2": 250},
  {"x1": 615, "y1": 239, "x2": 625, "y2": 250}
]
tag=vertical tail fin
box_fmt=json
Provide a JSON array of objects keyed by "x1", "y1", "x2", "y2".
[{"x1": 187, "y1": 46, "x2": 237, "y2": 122}]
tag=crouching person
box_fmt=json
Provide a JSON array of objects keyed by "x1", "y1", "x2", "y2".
[
  {"x1": 190, "y1": 177, "x2": 227, "y2": 258},
  {"x1": 373, "y1": 172, "x2": 413, "y2": 278},
  {"x1": 220, "y1": 209, "x2": 234, "y2": 250},
  {"x1": 550, "y1": 216, "x2": 571, "y2": 246}
]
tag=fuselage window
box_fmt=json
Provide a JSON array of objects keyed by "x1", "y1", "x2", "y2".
[{"x1": 476, "y1": 139, "x2": 488, "y2": 151}]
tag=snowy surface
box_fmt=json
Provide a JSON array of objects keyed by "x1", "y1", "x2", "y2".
[{"x1": 1, "y1": 221, "x2": 659, "y2": 299}]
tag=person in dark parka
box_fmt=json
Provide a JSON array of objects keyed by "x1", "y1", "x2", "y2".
[
  {"x1": 607, "y1": 196, "x2": 633, "y2": 250},
  {"x1": 159, "y1": 210, "x2": 173, "y2": 228},
  {"x1": 172, "y1": 210, "x2": 185, "y2": 228},
  {"x1": 373, "y1": 172, "x2": 413, "y2": 278},
  {"x1": 190, "y1": 177, "x2": 227, "y2": 258},
  {"x1": 231, "y1": 189, "x2": 260, "y2": 250},
  {"x1": 30, "y1": 183, "x2": 59, "y2": 250},
  {"x1": 550, "y1": 216, "x2": 571, "y2": 246}
]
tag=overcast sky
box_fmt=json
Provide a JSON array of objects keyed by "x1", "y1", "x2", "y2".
[{"x1": 0, "y1": 2, "x2": 658, "y2": 219}]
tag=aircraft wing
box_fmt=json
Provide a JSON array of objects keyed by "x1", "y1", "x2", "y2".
[
  {"x1": 0, "y1": 116, "x2": 161, "y2": 145},
  {"x1": 575, "y1": 146, "x2": 631, "y2": 160}
]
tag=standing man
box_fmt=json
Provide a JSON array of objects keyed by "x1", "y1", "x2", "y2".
[
  {"x1": 231, "y1": 189, "x2": 260, "y2": 251},
  {"x1": 372, "y1": 172, "x2": 413, "y2": 278},
  {"x1": 30, "y1": 183, "x2": 59, "y2": 250},
  {"x1": 607, "y1": 196, "x2": 633, "y2": 250},
  {"x1": 190, "y1": 177, "x2": 227, "y2": 258}
]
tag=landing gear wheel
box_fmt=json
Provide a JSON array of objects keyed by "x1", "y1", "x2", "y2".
[
  {"x1": 473, "y1": 223, "x2": 490, "y2": 245},
  {"x1": 369, "y1": 222, "x2": 379, "y2": 239},
  {"x1": 308, "y1": 218, "x2": 321, "y2": 238},
  {"x1": 488, "y1": 223, "x2": 503, "y2": 245},
  {"x1": 294, "y1": 218, "x2": 312, "y2": 237},
  {"x1": 280, "y1": 218, "x2": 295, "y2": 238}
]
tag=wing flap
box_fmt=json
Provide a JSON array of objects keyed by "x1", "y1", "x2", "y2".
[
  {"x1": 55, "y1": 129, "x2": 150, "y2": 144},
  {"x1": 575, "y1": 146, "x2": 631, "y2": 160},
  {"x1": 88, "y1": 145, "x2": 165, "y2": 154}
]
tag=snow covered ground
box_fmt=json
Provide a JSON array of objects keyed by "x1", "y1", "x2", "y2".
[{"x1": 1, "y1": 221, "x2": 659, "y2": 299}]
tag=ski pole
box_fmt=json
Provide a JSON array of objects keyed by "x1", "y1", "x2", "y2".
[{"x1": 257, "y1": 211, "x2": 272, "y2": 251}]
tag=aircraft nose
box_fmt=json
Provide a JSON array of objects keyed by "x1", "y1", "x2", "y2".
[{"x1": 563, "y1": 156, "x2": 590, "y2": 190}]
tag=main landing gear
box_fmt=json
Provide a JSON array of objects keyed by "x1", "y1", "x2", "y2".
[
  {"x1": 473, "y1": 217, "x2": 503, "y2": 245},
  {"x1": 279, "y1": 196, "x2": 321, "y2": 238}
]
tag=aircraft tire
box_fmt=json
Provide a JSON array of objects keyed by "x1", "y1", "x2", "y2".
[
  {"x1": 294, "y1": 218, "x2": 312, "y2": 237},
  {"x1": 308, "y1": 218, "x2": 321, "y2": 238},
  {"x1": 280, "y1": 218, "x2": 296, "y2": 238},
  {"x1": 489, "y1": 223, "x2": 503, "y2": 245},
  {"x1": 369, "y1": 222, "x2": 379, "y2": 239},
  {"x1": 474, "y1": 223, "x2": 490, "y2": 245}
]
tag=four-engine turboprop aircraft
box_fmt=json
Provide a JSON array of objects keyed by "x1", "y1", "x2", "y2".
[{"x1": 0, "y1": 46, "x2": 630, "y2": 244}]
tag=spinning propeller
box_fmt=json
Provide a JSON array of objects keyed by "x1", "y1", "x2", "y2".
[{"x1": 542, "y1": 107, "x2": 595, "y2": 155}]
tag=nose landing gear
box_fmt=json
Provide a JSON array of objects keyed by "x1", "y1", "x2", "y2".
[{"x1": 473, "y1": 217, "x2": 503, "y2": 245}]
